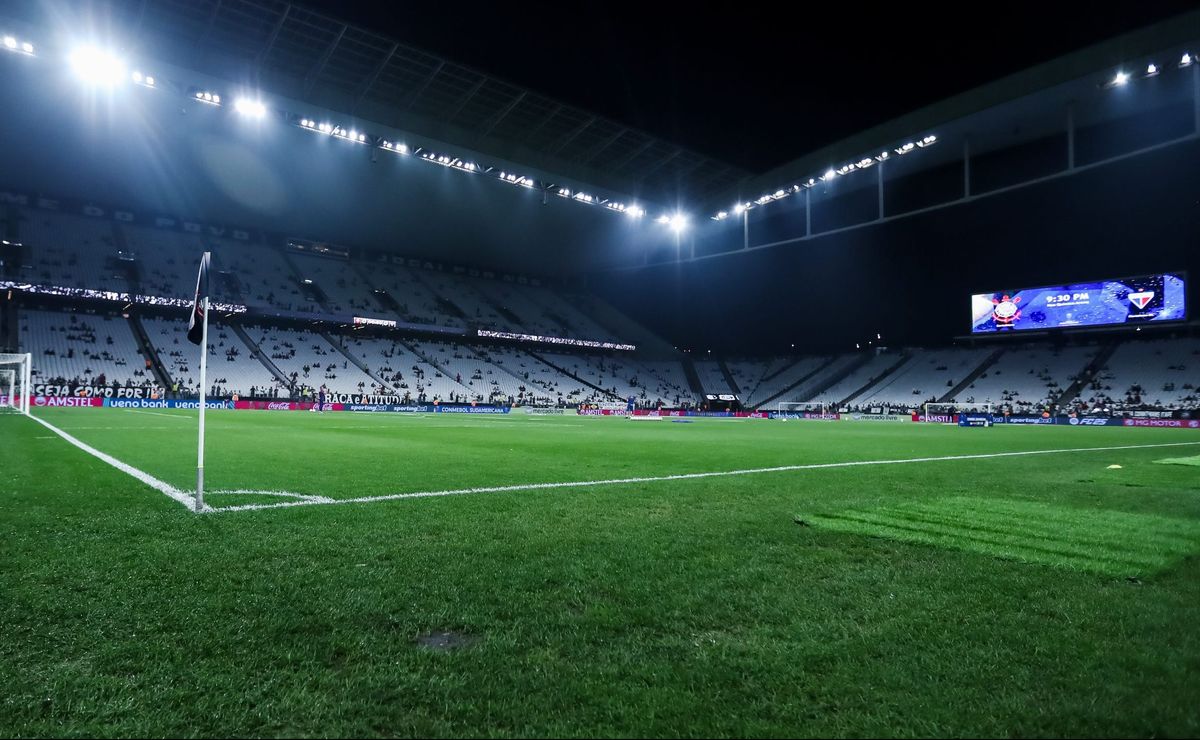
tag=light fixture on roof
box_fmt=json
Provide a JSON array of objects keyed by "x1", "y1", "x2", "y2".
[
  {"x1": 668, "y1": 213, "x2": 688, "y2": 233},
  {"x1": 625, "y1": 205, "x2": 645, "y2": 218},
  {"x1": 1145, "y1": 63, "x2": 1158, "y2": 76},
  {"x1": 875, "y1": 151, "x2": 889, "y2": 162},
  {"x1": 733, "y1": 203, "x2": 746, "y2": 214},
  {"x1": 714, "y1": 211, "x2": 728, "y2": 220},
  {"x1": 895, "y1": 142, "x2": 916, "y2": 155},
  {"x1": 1112, "y1": 70, "x2": 1129, "y2": 86},
  {"x1": 131, "y1": 70, "x2": 155, "y2": 87},
  {"x1": 917, "y1": 135, "x2": 937, "y2": 148},
  {"x1": 4, "y1": 36, "x2": 33, "y2": 55},
  {"x1": 69, "y1": 46, "x2": 126, "y2": 86},
  {"x1": 381, "y1": 140, "x2": 408, "y2": 154},
  {"x1": 192, "y1": 89, "x2": 221, "y2": 105},
  {"x1": 822, "y1": 168, "x2": 837, "y2": 180},
  {"x1": 1181, "y1": 52, "x2": 1193, "y2": 67}
]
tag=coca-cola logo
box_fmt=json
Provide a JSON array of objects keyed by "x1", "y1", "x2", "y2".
[{"x1": 267, "y1": 402, "x2": 291, "y2": 410}]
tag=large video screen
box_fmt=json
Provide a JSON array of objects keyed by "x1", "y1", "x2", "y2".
[{"x1": 971, "y1": 273, "x2": 1187, "y2": 333}]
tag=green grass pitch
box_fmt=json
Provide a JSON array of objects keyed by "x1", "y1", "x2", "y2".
[{"x1": 2, "y1": 408, "x2": 1199, "y2": 737}]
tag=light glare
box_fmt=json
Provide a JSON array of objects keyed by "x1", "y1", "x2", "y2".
[{"x1": 69, "y1": 46, "x2": 126, "y2": 86}]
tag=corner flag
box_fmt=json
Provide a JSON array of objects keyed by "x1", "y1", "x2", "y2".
[
  {"x1": 187, "y1": 252, "x2": 210, "y2": 345},
  {"x1": 188, "y1": 252, "x2": 212, "y2": 512}
]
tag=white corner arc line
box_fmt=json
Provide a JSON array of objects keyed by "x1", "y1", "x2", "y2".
[
  {"x1": 208, "y1": 440, "x2": 1200, "y2": 514},
  {"x1": 27, "y1": 414, "x2": 204, "y2": 512}
]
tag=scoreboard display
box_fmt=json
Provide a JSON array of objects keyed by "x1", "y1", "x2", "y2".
[{"x1": 971, "y1": 273, "x2": 1187, "y2": 334}]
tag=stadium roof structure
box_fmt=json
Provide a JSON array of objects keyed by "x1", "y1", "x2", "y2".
[
  {"x1": 707, "y1": 9, "x2": 1200, "y2": 218},
  {"x1": 0, "y1": 0, "x2": 751, "y2": 210}
]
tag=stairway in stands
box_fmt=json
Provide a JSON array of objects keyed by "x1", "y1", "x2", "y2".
[
  {"x1": 230, "y1": 324, "x2": 293, "y2": 391},
  {"x1": 718, "y1": 359, "x2": 741, "y2": 396},
  {"x1": 127, "y1": 314, "x2": 174, "y2": 389},
  {"x1": 837, "y1": 352, "x2": 913, "y2": 407},
  {"x1": 681, "y1": 357, "x2": 704, "y2": 396},
  {"x1": 528, "y1": 352, "x2": 622, "y2": 402},
  {"x1": 757, "y1": 356, "x2": 840, "y2": 409},
  {"x1": 938, "y1": 348, "x2": 1006, "y2": 403},
  {"x1": 322, "y1": 332, "x2": 397, "y2": 393},
  {"x1": 1053, "y1": 340, "x2": 1121, "y2": 407}
]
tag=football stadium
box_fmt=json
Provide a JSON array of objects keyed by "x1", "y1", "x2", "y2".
[{"x1": 2, "y1": 2, "x2": 1200, "y2": 737}]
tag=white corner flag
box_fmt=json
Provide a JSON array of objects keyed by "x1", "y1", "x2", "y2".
[{"x1": 187, "y1": 252, "x2": 211, "y2": 512}]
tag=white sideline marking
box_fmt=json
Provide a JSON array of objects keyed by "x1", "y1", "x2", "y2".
[
  {"x1": 208, "y1": 440, "x2": 1200, "y2": 514},
  {"x1": 27, "y1": 414, "x2": 203, "y2": 512},
  {"x1": 207, "y1": 489, "x2": 336, "y2": 503},
  {"x1": 123, "y1": 409, "x2": 192, "y2": 420}
]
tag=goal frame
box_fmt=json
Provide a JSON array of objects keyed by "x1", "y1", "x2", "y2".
[
  {"x1": 923, "y1": 402, "x2": 991, "y2": 423},
  {"x1": 0, "y1": 353, "x2": 32, "y2": 415}
]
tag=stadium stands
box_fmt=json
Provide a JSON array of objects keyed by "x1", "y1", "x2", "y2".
[
  {"x1": 693, "y1": 360, "x2": 735, "y2": 395},
  {"x1": 20, "y1": 308, "x2": 149, "y2": 389},
  {"x1": 1072, "y1": 338, "x2": 1200, "y2": 412},
  {"x1": 854, "y1": 347, "x2": 995, "y2": 409},
  {"x1": 949, "y1": 344, "x2": 1101, "y2": 413}
]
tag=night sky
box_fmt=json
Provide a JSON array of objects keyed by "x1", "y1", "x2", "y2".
[{"x1": 307, "y1": 1, "x2": 1196, "y2": 172}]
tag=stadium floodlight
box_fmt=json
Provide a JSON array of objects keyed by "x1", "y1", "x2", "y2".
[
  {"x1": 192, "y1": 90, "x2": 221, "y2": 105},
  {"x1": 130, "y1": 70, "x2": 155, "y2": 87},
  {"x1": 895, "y1": 142, "x2": 916, "y2": 154},
  {"x1": 917, "y1": 135, "x2": 937, "y2": 148},
  {"x1": 1112, "y1": 71, "x2": 1129, "y2": 86},
  {"x1": 1181, "y1": 52, "x2": 1193, "y2": 67},
  {"x1": 856, "y1": 157, "x2": 875, "y2": 169},
  {"x1": 875, "y1": 151, "x2": 889, "y2": 162},
  {"x1": 821, "y1": 168, "x2": 837, "y2": 181},
  {"x1": 234, "y1": 98, "x2": 267, "y2": 118},
  {"x1": 625, "y1": 205, "x2": 645, "y2": 218},
  {"x1": 733, "y1": 203, "x2": 746, "y2": 215},
  {"x1": 4, "y1": 35, "x2": 34, "y2": 55},
  {"x1": 381, "y1": 140, "x2": 408, "y2": 154},
  {"x1": 1145, "y1": 63, "x2": 1158, "y2": 76},
  {"x1": 668, "y1": 213, "x2": 688, "y2": 233},
  {"x1": 714, "y1": 211, "x2": 728, "y2": 220},
  {"x1": 69, "y1": 46, "x2": 126, "y2": 86}
]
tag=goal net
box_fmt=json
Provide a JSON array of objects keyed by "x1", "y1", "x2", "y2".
[
  {"x1": 922, "y1": 402, "x2": 991, "y2": 423},
  {"x1": 0, "y1": 353, "x2": 32, "y2": 415},
  {"x1": 776, "y1": 401, "x2": 830, "y2": 417}
]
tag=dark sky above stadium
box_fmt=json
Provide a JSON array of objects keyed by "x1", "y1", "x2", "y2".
[{"x1": 305, "y1": 1, "x2": 1196, "y2": 173}]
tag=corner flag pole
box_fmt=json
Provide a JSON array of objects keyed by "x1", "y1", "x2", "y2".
[{"x1": 195, "y1": 255, "x2": 211, "y2": 512}]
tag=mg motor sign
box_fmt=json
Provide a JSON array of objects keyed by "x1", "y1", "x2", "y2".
[{"x1": 1123, "y1": 418, "x2": 1200, "y2": 429}]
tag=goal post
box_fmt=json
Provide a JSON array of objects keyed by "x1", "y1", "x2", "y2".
[
  {"x1": 922, "y1": 401, "x2": 991, "y2": 423},
  {"x1": 0, "y1": 353, "x2": 32, "y2": 415}
]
